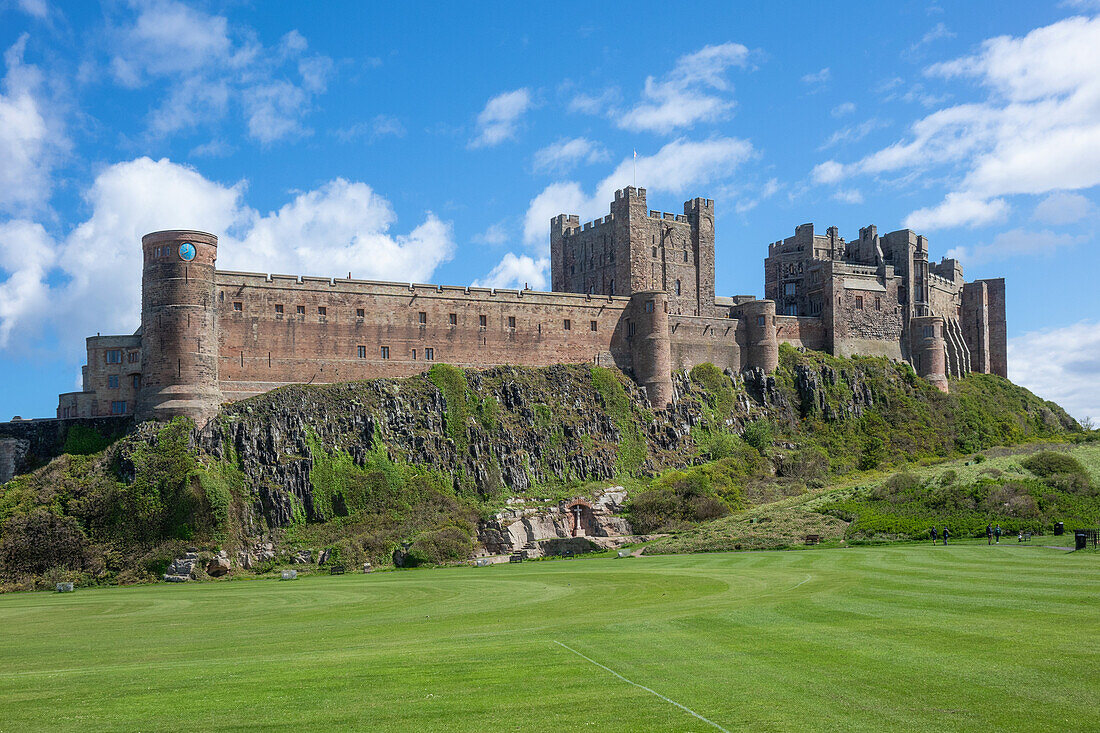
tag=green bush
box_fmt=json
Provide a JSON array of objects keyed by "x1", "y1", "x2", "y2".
[
  {"x1": 591, "y1": 366, "x2": 647, "y2": 476},
  {"x1": 429, "y1": 364, "x2": 472, "y2": 452},
  {"x1": 689, "y1": 363, "x2": 737, "y2": 420},
  {"x1": 62, "y1": 425, "x2": 112, "y2": 456},
  {"x1": 0, "y1": 509, "x2": 87, "y2": 575},
  {"x1": 743, "y1": 419, "x2": 773, "y2": 453},
  {"x1": 1021, "y1": 451, "x2": 1087, "y2": 479},
  {"x1": 403, "y1": 522, "x2": 475, "y2": 566}
]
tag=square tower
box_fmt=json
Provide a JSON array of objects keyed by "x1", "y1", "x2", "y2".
[{"x1": 550, "y1": 187, "x2": 717, "y2": 316}]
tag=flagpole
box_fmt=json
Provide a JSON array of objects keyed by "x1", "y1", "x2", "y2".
[{"x1": 633, "y1": 149, "x2": 637, "y2": 188}]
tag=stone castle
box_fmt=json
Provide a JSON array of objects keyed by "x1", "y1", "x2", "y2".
[{"x1": 55, "y1": 187, "x2": 1006, "y2": 425}]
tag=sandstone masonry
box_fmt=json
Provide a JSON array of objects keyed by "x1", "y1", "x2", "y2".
[{"x1": 53, "y1": 187, "x2": 1007, "y2": 425}]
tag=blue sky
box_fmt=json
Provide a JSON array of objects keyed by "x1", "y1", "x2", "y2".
[{"x1": 1, "y1": 0, "x2": 1098, "y2": 420}]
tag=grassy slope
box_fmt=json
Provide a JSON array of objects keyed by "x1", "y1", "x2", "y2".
[
  {"x1": 645, "y1": 442, "x2": 1100, "y2": 554},
  {"x1": 0, "y1": 545, "x2": 1097, "y2": 732}
]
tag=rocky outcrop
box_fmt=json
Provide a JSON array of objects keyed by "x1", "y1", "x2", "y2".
[
  {"x1": 163, "y1": 552, "x2": 199, "y2": 582},
  {"x1": 477, "y1": 488, "x2": 644, "y2": 557},
  {"x1": 0, "y1": 416, "x2": 131, "y2": 484},
  {"x1": 206, "y1": 551, "x2": 230, "y2": 577}
]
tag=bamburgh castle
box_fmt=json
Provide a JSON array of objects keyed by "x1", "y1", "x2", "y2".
[{"x1": 55, "y1": 187, "x2": 1006, "y2": 425}]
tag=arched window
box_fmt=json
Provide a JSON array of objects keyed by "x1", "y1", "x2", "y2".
[{"x1": 675, "y1": 279, "x2": 682, "y2": 296}]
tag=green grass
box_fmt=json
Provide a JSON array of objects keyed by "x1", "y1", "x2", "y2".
[{"x1": 0, "y1": 545, "x2": 1097, "y2": 732}]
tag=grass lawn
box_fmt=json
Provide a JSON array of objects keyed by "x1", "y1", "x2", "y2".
[{"x1": 1, "y1": 544, "x2": 1097, "y2": 732}]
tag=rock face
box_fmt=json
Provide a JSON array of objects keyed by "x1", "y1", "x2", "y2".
[
  {"x1": 477, "y1": 488, "x2": 640, "y2": 557},
  {"x1": 206, "y1": 551, "x2": 230, "y2": 577},
  {"x1": 163, "y1": 552, "x2": 199, "y2": 582}
]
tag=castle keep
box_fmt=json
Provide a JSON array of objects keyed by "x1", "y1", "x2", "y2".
[{"x1": 55, "y1": 187, "x2": 1007, "y2": 425}]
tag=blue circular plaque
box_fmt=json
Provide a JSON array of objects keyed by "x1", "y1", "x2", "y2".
[{"x1": 179, "y1": 242, "x2": 196, "y2": 261}]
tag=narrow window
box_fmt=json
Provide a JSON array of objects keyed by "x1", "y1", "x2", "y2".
[
  {"x1": 356, "y1": 308, "x2": 365, "y2": 318},
  {"x1": 652, "y1": 246, "x2": 657, "y2": 258},
  {"x1": 645, "y1": 300, "x2": 654, "y2": 313},
  {"x1": 296, "y1": 305, "x2": 305, "y2": 315},
  {"x1": 426, "y1": 347, "x2": 434, "y2": 361},
  {"x1": 275, "y1": 304, "x2": 284, "y2": 314},
  {"x1": 564, "y1": 319, "x2": 571, "y2": 331},
  {"x1": 128, "y1": 351, "x2": 139, "y2": 363},
  {"x1": 757, "y1": 315, "x2": 766, "y2": 326},
  {"x1": 923, "y1": 325, "x2": 935, "y2": 338},
  {"x1": 609, "y1": 279, "x2": 615, "y2": 295},
  {"x1": 132, "y1": 375, "x2": 141, "y2": 389},
  {"x1": 380, "y1": 346, "x2": 390, "y2": 360},
  {"x1": 508, "y1": 316, "x2": 516, "y2": 329},
  {"x1": 675, "y1": 279, "x2": 682, "y2": 296},
  {"x1": 683, "y1": 250, "x2": 688, "y2": 263},
  {"x1": 855, "y1": 296, "x2": 863, "y2": 310},
  {"x1": 411, "y1": 349, "x2": 417, "y2": 360},
  {"x1": 106, "y1": 350, "x2": 121, "y2": 364},
  {"x1": 233, "y1": 301, "x2": 242, "y2": 311},
  {"x1": 570, "y1": 265, "x2": 575, "y2": 275},
  {"x1": 590, "y1": 320, "x2": 598, "y2": 332},
  {"x1": 479, "y1": 315, "x2": 487, "y2": 328},
  {"x1": 318, "y1": 306, "x2": 327, "y2": 316},
  {"x1": 418, "y1": 311, "x2": 427, "y2": 325},
  {"x1": 357, "y1": 345, "x2": 366, "y2": 358},
  {"x1": 449, "y1": 313, "x2": 457, "y2": 326},
  {"x1": 784, "y1": 283, "x2": 796, "y2": 296},
  {"x1": 628, "y1": 321, "x2": 636, "y2": 337},
  {"x1": 875, "y1": 297, "x2": 881, "y2": 311},
  {"x1": 108, "y1": 375, "x2": 119, "y2": 389},
  {"x1": 111, "y1": 401, "x2": 127, "y2": 415}
]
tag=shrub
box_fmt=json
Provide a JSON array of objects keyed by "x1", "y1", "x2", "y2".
[
  {"x1": 403, "y1": 522, "x2": 474, "y2": 566},
  {"x1": 690, "y1": 363, "x2": 737, "y2": 419},
  {"x1": 62, "y1": 425, "x2": 112, "y2": 456},
  {"x1": 0, "y1": 509, "x2": 87, "y2": 575},
  {"x1": 778, "y1": 445, "x2": 829, "y2": 481},
  {"x1": 940, "y1": 470, "x2": 957, "y2": 486},
  {"x1": 743, "y1": 419, "x2": 773, "y2": 453},
  {"x1": 1021, "y1": 451, "x2": 1087, "y2": 479}
]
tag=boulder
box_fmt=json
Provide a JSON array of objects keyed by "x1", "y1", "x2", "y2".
[{"x1": 206, "y1": 557, "x2": 230, "y2": 577}]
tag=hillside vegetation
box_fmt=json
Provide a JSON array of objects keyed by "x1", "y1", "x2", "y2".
[{"x1": 0, "y1": 347, "x2": 1086, "y2": 589}]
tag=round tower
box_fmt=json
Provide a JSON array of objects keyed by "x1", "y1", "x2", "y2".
[
  {"x1": 135, "y1": 230, "x2": 223, "y2": 425},
  {"x1": 628, "y1": 291, "x2": 674, "y2": 408},
  {"x1": 739, "y1": 299, "x2": 779, "y2": 373},
  {"x1": 910, "y1": 315, "x2": 949, "y2": 393}
]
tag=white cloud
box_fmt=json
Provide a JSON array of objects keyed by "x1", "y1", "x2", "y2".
[
  {"x1": 904, "y1": 193, "x2": 1009, "y2": 230},
  {"x1": 819, "y1": 118, "x2": 889, "y2": 149},
  {"x1": 468, "y1": 88, "x2": 532, "y2": 148},
  {"x1": 0, "y1": 157, "x2": 455, "y2": 358},
  {"x1": 473, "y1": 253, "x2": 549, "y2": 291},
  {"x1": 17, "y1": 0, "x2": 48, "y2": 18},
  {"x1": 531, "y1": 137, "x2": 609, "y2": 174},
  {"x1": 473, "y1": 222, "x2": 509, "y2": 246},
  {"x1": 0, "y1": 219, "x2": 53, "y2": 347},
  {"x1": 801, "y1": 67, "x2": 830, "y2": 85},
  {"x1": 943, "y1": 228, "x2": 1082, "y2": 264},
  {"x1": 617, "y1": 43, "x2": 750, "y2": 134},
  {"x1": 1032, "y1": 192, "x2": 1094, "y2": 225},
  {"x1": 523, "y1": 136, "x2": 754, "y2": 247},
  {"x1": 0, "y1": 34, "x2": 67, "y2": 215},
  {"x1": 1009, "y1": 320, "x2": 1100, "y2": 422},
  {"x1": 106, "y1": 0, "x2": 332, "y2": 143},
  {"x1": 334, "y1": 114, "x2": 406, "y2": 143},
  {"x1": 568, "y1": 87, "x2": 619, "y2": 115},
  {"x1": 831, "y1": 102, "x2": 856, "y2": 117},
  {"x1": 833, "y1": 189, "x2": 864, "y2": 205},
  {"x1": 822, "y1": 16, "x2": 1100, "y2": 230},
  {"x1": 811, "y1": 160, "x2": 845, "y2": 184},
  {"x1": 735, "y1": 177, "x2": 781, "y2": 214}
]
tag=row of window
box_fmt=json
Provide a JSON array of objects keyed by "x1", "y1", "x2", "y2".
[
  {"x1": 360, "y1": 345, "x2": 435, "y2": 361},
  {"x1": 105, "y1": 349, "x2": 139, "y2": 364},
  {"x1": 853, "y1": 296, "x2": 883, "y2": 311},
  {"x1": 233, "y1": 302, "x2": 600, "y2": 331},
  {"x1": 105, "y1": 375, "x2": 141, "y2": 389}
]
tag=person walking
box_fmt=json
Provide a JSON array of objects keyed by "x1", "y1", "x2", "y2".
[
  {"x1": 987, "y1": 524, "x2": 993, "y2": 545},
  {"x1": 930, "y1": 526, "x2": 938, "y2": 545},
  {"x1": 994, "y1": 524, "x2": 1002, "y2": 543},
  {"x1": 942, "y1": 526, "x2": 950, "y2": 545}
]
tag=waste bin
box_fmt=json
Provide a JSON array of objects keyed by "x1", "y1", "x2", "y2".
[
  {"x1": 1076, "y1": 531, "x2": 1088, "y2": 551},
  {"x1": 1054, "y1": 522, "x2": 1064, "y2": 536}
]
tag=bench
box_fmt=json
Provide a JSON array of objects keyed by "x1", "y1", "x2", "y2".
[
  {"x1": 509, "y1": 554, "x2": 524, "y2": 564},
  {"x1": 805, "y1": 534, "x2": 821, "y2": 545},
  {"x1": 328, "y1": 564, "x2": 346, "y2": 575}
]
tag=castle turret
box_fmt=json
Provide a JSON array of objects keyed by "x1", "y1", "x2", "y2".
[
  {"x1": 135, "y1": 230, "x2": 223, "y2": 425},
  {"x1": 910, "y1": 314, "x2": 948, "y2": 392},
  {"x1": 628, "y1": 290, "x2": 673, "y2": 408},
  {"x1": 737, "y1": 299, "x2": 779, "y2": 373}
]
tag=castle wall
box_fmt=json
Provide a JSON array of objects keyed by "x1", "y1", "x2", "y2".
[
  {"x1": 213, "y1": 272, "x2": 633, "y2": 401},
  {"x1": 775, "y1": 315, "x2": 827, "y2": 352},
  {"x1": 58, "y1": 335, "x2": 142, "y2": 418},
  {"x1": 667, "y1": 313, "x2": 744, "y2": 373}
]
